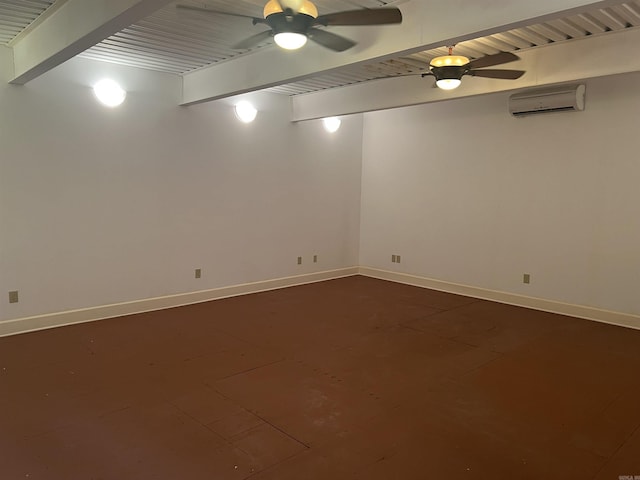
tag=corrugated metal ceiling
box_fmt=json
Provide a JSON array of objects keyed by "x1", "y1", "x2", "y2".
[
  {"x1": 0, "y1": 0, "x2": 55, "y2": 44},
  {"x1": 266, "y1": 1, "x2": 640, "y2": 94},
  {"x1": 78, "y1": 0, "x2": 393, "y2": 74},
  {"x1": 2, "y1": 0, "x2": 640, "y2": 95}
]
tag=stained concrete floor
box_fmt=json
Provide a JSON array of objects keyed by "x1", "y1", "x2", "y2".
[{"x1": 1, "y1": 275, "x2": 640, "y2": 479}]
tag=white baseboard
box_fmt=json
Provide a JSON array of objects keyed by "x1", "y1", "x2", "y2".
[
  {"x1": 359, "y1": 267, "x2": 640, "y2": 331},
  {"x1": 4, "y1": 266, "x2": 638, "y2": 337},
  {"x1": 0, "y1": 267, "x2": 359, "y2": 337}
]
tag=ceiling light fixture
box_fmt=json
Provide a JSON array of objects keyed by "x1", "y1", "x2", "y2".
[
  {"x1": 263, "y1": 0, "x2": 318, "y2": 17},
  {"x1": 435, "y1": 79, "x2": 462, "y2": 90},
  {"x1": 93, "y1": 79, "x2": 126, "y2": 107},
  {"x1": 423, "y1": 48, "x2": 525, "y2": 90},
  {"x1": 430, "y1": 46, "x2": 470, "y2": 91},
  {"x1": 263, "y1": 0, "x2": 318, "y2": 51},
  {"x1": 295, "y1": 0, "x2": 318, "y2": 18},
  {"x1": 323, "y1": 117, "x2": 341, "y2": 133},
  {"x1": 274, "y1": 32, "x2": 308, "y2": 50},
  {"x1": 234, "y1": 101, "x2": 258, "y2": 123},
  {"x1": 429, "y1": 54, "x2": 469, "y2": 68},
  {"x1": 263, "y1": 0, "x2": 284, "y2": 16}
]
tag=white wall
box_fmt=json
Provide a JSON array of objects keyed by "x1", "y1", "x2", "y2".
[
  {"x1": 0, "y1": 50, "x2": 363, "y2": 321},
  {"x1": 361, "y1": 72, "x2": 640, "y2": 317},
  {"x1": 2, "y1": 43, "x2": 638, "y2": 326}
]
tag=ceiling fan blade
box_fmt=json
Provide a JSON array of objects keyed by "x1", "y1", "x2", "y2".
[
  {"x1": 232, "y1": 30, "x2": 273, "y2": 50},
  {"x1": 308, "y1": 29, "x2": 356, "y2": 52},
  {"x1": 468, "y1": 68, "x2": 525, "y2": 79},
  {"x1": 316, "y1": 8, "x2": 402, "y2": 26},
  {"x1": 467, "y1": 51, "x2": 520, "y2": 69},
  {"x1": 176, "y1": 4, "x2": 265, "y2": 23},
  {"x1": 378, "y1": 71, "x2": 432, "y2": 78}
]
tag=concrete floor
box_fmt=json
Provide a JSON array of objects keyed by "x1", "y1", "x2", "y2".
[{"x1": 1, "y1": 275, "x2": 640, "y2": 479}]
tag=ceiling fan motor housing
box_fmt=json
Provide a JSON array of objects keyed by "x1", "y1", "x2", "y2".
[
  {"x1": 176, "y1": 2, "x2": 403, "y2": 52},
  {"x1": 430, "y1": 65, "x2": 468, "y2": 81},
  {"x1": 266, "y1": 11, "x2": 315, "y2": 34}
]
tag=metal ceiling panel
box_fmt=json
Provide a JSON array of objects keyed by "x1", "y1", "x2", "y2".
[
  {"x1": 0, "y1": 0, "x2": 55, "y2": 45},
  {"x1": 265, "y1": 1, "x2": 640, "y2": 95},
  {"x1": 78, "y1": 0, "x2": 640, "y2": 90},
  {"x1": 79, "y1": 0, "x2": 389, "y2": 74}
]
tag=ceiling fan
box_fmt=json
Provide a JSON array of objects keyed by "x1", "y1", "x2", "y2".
[
  {"x1": 176, "y1": 0, "x2": 402, "y2": 52},
  {"x1": 422, "y1": 46, "x2": 525, "y2": 90}
]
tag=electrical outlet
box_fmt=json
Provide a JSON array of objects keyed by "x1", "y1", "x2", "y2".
[
  {"x1": 297, "y1": 256, "x2": 302, "y2": 265},
  {"x1": 523, "y1": 273, "x2": 531, "y2": 284},
  {"x1": 9, "y1": 291, "x2": 19, "y2": 303},
  {"x1": 195, "y1": 268, "x2": 202, "y2": 279},
  {"x1": 396, "y1": 255, "x2": 401, "y2": 264},
  {"x1": 313, "y1": 255, "x2": 318, "y2": 263},
  {"x1": 391, "y1": 255, "x2": 397, "y2": 263}
]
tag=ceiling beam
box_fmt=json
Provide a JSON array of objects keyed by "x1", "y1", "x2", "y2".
[
  {"x1": 0, "y1": 46, "x2": 13, "y2": 83},
  {"x1": 181, "y1": 0, "x2": 621, "y2": 105},
  {"x1": 291, "y1": 26, "x2": 640, "y2": 121},
  {"x1": 9, "y1": 0, "x2": 174, "y2": 85}
]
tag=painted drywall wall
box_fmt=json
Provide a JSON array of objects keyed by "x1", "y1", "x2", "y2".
[
  {"x1": 360, "y1": 72, "x2": 640, "y2": 316},
  {"x1": 0, "y1": 52, "x2": 363, "y2": 321}
]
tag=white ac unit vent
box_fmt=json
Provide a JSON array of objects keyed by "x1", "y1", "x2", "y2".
[{"x1": 509, "y1": 84, "x2": 586, "y2": 117}]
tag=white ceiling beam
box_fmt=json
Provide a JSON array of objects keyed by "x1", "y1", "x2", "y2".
[
  {"x1": 181, "y1": 0, "x2": 622, "y2": 105},
  {"x1": 9, "y1": 0, "x2": 174, "y2": 85},
  {"x1": 291, "y1": 26, "x2": 640, "y2": 121},
  {"x1": 0, "y1": 45, "x2": 14, "y2": 83}
]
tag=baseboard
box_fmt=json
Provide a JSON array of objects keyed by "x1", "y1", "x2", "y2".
[
  {"x1": 359, "y1": 267, "x2": 640, "y2": 331},
  {"x1": 0, "y1": 267, "x2": 359, "y2": 337},
  {"x1": 4, "y1": 266, "x2": 638, "y2": 337}
]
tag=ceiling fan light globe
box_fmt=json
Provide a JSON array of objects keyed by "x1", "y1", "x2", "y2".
[
  {"x1": 436, "y1": 78, "x2": 462, "y2": 90},
  {"x1": 430, "y1": 55, "x2": 469, "y2": 67},
  {"x1": 274, "y1": 32, "x2": 307, "y2": 50}
]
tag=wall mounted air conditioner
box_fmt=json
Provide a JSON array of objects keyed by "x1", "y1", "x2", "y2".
[{"x1": 509, "y1": 84, "x2": 586, "y2": 117}]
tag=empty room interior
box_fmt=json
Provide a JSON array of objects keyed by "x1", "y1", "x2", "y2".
[{"x1": 2, "y1": 0, "x2": 640, "y2": 478}]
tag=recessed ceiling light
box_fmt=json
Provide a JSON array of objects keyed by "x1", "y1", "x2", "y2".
[
  {"x1": 323, "y1": 117, "x2": 341, "y2": 133},
  {"x1": 234, "y1": 101, "x2": 258, "y2": 123},
  {"x1": 93, "y1": 79, "x2": 126, "y2": 107}
]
